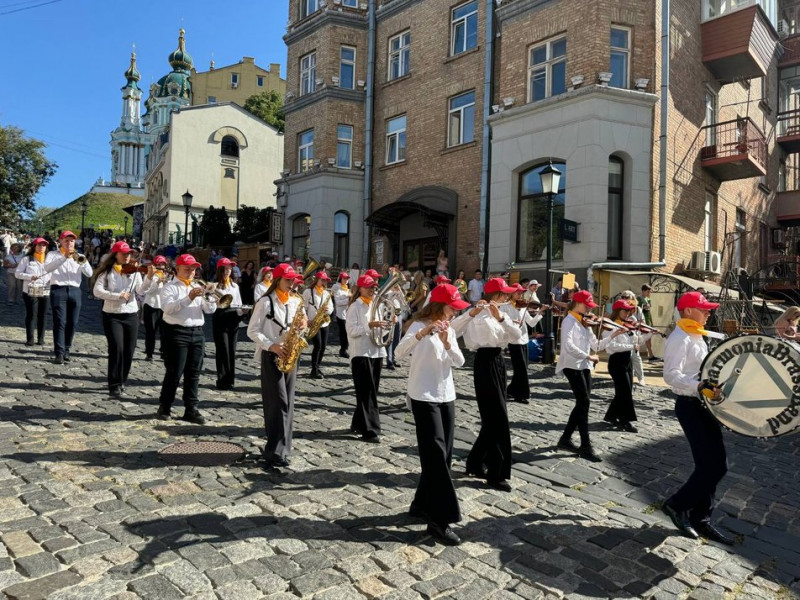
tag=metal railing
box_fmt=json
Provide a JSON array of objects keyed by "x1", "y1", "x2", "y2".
[
  {"x1": 700, "y1": 117, "x2": 767, "y2": 171},
  {"x1": 777, "y1": 108, "x2": 800, "y2": 137}
]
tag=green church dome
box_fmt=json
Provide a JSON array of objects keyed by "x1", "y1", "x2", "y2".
[
  {"x1": 168, "y1": 29, "x2": 193, "y2": 72},
  {"x1": 123, "y1": 52, "x2": 141, "y2": 90}
]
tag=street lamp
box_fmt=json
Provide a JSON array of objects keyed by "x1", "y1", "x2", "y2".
[
  {"x1": 80, "y1": 198, "x2": 88, "y2": 234},
  {"x1": 539, "y1": 161, "x2": 562, "y2": 365},
  {"x1": 124, "y1": 216, "x2": 129, "y2": 237},
  {"x1": 182, "y1": 190, "x2": 193, "y2": 250}
]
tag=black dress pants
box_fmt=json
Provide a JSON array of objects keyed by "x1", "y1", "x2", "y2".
[
  {"x1": 23, "y1": 293, "x2": 48, "y2": 344},
  {"x1": 50, "y1": 284, "x2": 82, "y2": 356},
  {"x1": 467, "y1": 348, "x2": 512, "y2": 482},
  {"x1": 506, "y1": 343, "x2": 530, "y2": 401},
  {"x1": 142, "y1": 304, "x2": 163, "y2": 357},
  {"x1": 336, "y1": 317, "x2": 349, "y2": 354},
  {"x1": 213, "y1": 308, "x2": 240, "y2": 389},
  {"x1": 310, "y1": 326, "x2": 329, "y2": 371},
  {"x1": 158, "y1": 324, "x2": 205, "y2": 412},
  {"x1": 260, "y1": 351, "x2": 296, "y2": 460},
  {"x1": 563, "y1": 368, "x2": 592, "y2": 446},
  {"x1": 605, "y1": 351, "x2": 636, "y2": 423},
  {"x1": 102, "y1": 312, "x2": 139, "y2": 392},
  {"x1": 667, "y1": 395, "x2": 728, "y2": 525},
  {"x1": 351, "y1": 356, "x2": 382, "y2": 436},
  {"x1": 410, "y1": 399, "x2": 461, "y2": 527}
]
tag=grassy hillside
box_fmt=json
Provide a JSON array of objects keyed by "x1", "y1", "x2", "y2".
[{"x1": 44, "y1": 192, "x2": 140, "y2": 236}]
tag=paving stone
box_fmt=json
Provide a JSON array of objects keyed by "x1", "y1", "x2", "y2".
[
  {"x1": 3, "y1": 570, "x2": 83, "y2": 600},
  {"x1": 290, "y1": 568, "x2": 349, "y2": 595},
  {"x1": 215, "y1": 580, "x2": 262, "y2": 600},
  {"x1": 126, "y1": 573, "x2": 184, "y2": 599},
  {"x1": 14, "y1": 552, "x2": 62, "y2": 578}
]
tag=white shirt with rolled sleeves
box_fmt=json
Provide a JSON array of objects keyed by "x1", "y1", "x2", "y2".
[
  {"x1": 140, "y1": 275, "x2": 167, "y2": 309},
  {"x1": 395, "y1": 321, "x2": 465, "y2": 403},
  {"x1": 555, "y1": 313, "x2": 613, "y2": 373},
  {"x1": 217, "y1": 281, "x2": 244, "y2": 315},
  {"x1": 93, "y1": 270, "x2": 147, "y2": 314},
  {"x1": 331, "y1": 283, "x2": 350, "y2": 320},
  {"x1": 160, "y1": 279, "x2": 217, "y2": 327},
  {"x1": 254, "y1": 281, "x2": 269, "y2": 303},
  {"x1": 247, "y1": 292, "x2": 303, "y2": 361},
  {"x1": 663, "y1": 326, "x2": 707, "y2": 397},
  {"x1": 15, "y1": 256, "x2": 51, "y2": 294},
  {"x1": 44, "y1": 251, "x2": 93, "y2": 286},
  {"x1": 345, "y1": 298, "x2": 387, "y2": 359},
  {"x1": 303, "y1": 287, "x2": 333, "y2": 328},
  {"x1": 603, "y1": 326, "x2": 654, "y2": 355},
  {"x1": 451, "y1": 309, "x2": 519, "y2": 351},
  {"x1": 500, "y1": 303, "x2": 543, "y2": 345}
]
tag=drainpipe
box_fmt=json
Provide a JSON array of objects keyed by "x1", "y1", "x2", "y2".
[
  {"x1": 479, "y1": 0, "x2": 494, "y2": 274},
  {"x1": 586, "y1": 261, "x2": 666, "y2": 295},
  {"x1": 657, "y1": 0, "x2": 670, "y2": 263},
  {"x1": 362, "y1": 0, "x2": 376, "y2": 267}
]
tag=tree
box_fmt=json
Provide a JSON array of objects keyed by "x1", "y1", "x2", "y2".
[
  {"x1": 0, "y1": 126, "x2": 57, "y2": 227},
  {"x1": 199, "y1": 206, "x2": 233, "y2": 247},
  {"x1": 233, "y1": 205, "x2": 272, "y2": 242},
  {"x1": 22, "y1": 206, "x2": 54, "y2": 233},
  {"x1": 243, "y1": 90, "x2": 284, "y2": 132}
]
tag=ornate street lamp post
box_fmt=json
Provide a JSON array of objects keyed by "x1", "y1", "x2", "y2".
[
  {"x1": 182, "y1": 190, "x2": 193, "y2": 251},
  {"x1": 539, "y1": 161, "x2": 562, "y2": 365}
]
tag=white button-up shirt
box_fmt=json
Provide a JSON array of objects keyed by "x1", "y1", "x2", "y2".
[
  {"x1": 160, "y1": 279, "x2": 217, "y2": 326},
  {"x1": 346, "y1": 298, "x2": 387, "y2": 359},
  {"x1": 216, "y1": 281, "x2": 244, "y2": 311},
  {"x1": 602, "y1": 326, "x2": 654, "y2": 355},
  {"x1": 93, "y1": 270, "x2": 146, "y2": 314},
  {"x1": 44, "y1": 251, "x2": 93, "y2": 286},
  {"x1": 254, "y1": 281, "x2": 270, "y2": 303},
  {"x1": 247, "y1": 291, "x2": 303, "y2": 360},
  {"x1": 303, "y1": 287, "x2": 334, "y2": 328},
  {"x1": 555, "y1": 313, "x2": 613, "y2": 373},
  {"x1": 331, "y1": 283, "x2": 350, "y2": 320},
  {"x1": 141, "y1": 275, "x2": 167, "y2": 309},
  {"x1": 500, "y1": 303, "x2": 543, "y2": 345},
  {"x1": 452, "y1": 309, "x2": 519, "y2": 351},
  {"x1": 663, "y1": 326, "x2": 707, "y2": 397},
  {"x1": 467, "y1": 278, "x2": 484, "y2": 303},
  {"x1": 395, "y1": 321, "x2": 465, "y2": 403},
  {"x1": 15, "y1": 256, "x2": 51, "y2": 294}
]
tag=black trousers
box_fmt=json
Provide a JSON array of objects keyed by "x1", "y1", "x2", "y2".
[
  {"x1": 667, "y1": 395, "x2": 728, "y2": 525},
  {"x1": 310, "y1": 326, "x2": 329, "y2": 371},
  {"x1": 260, "y1": 351, "x2": 296, "y2": 460},
  {"x1": 605, "y1": 351, "x2": 636, "y2": 423},
  {"x1": 410, "y1": 399, "x2": 461, "y2": 527},
  {"x1": 386, "y1": 321, "x2": 401, "y2": 365},
  {"x1": 50, "y1": 284, "x2": 82, "y2": 356},
  {"x1": 102, "y1": 312, "x2": 139, "y2": 392},
  {"x1": 467, "y1": 348, "x2": 512, "y2": 482},
  {"x1": 506, "y1": 343, "x2": 530, "y2": 401},
  {"x1": 336, "y1": 317, "x2": 349, "y2": 354},
  {"x1": 142, "y1": 304, "x2": 163, "y2": 357},
  {"x1": 158, "y1": 324, "x2": 204, "y2": 412},
  {"x1": 23, "y1": 293, "x2": 48, "y2": 343},
  {"x1": 563, "y1": 368, "x2": 592, "y2": 446},
  {"x1": 351, "y1": 357, "x2": 382, "y2": 436},
  {"x1": 212, "y1": 308, "x2": 240, "y2": 388}
]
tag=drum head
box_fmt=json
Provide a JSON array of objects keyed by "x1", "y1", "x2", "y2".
[{"x1": 700, "y1": 335, "x2": 800, "y2": 438}]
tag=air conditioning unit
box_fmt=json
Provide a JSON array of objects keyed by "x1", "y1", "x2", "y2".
[
  {"x1": 231, "y1": 82, "x2": 239, "y2": 89},
  {"x1": 331, "y1": 75, "x2": 340, "y2": 84},
  {"x1": 690, "y1": 250, "x2": 722, "y2": 274}
]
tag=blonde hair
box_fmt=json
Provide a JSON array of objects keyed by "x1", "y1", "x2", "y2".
[{"x1": 776, "y1": 306, "x2": 800, "y2": 328}]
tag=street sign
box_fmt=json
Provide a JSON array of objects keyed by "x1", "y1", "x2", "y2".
[
  {"x1": 269, "y1": 210, "x2": 284, "y2": 244},
  {"x1": 561, "y1": 218, "x2": 579, "y2": 242}
]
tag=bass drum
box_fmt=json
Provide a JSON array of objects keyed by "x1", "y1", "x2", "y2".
[{"x1": 700, "y1": 334, "x2": 800, "y2": 438}]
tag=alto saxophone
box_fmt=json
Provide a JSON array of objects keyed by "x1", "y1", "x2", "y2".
[
  {"x1": 275, "y1": 295, "x2": 308, "y2": 373},
  {"x1": 306, "y1": 292, "x2": 331, "y2": 339}
]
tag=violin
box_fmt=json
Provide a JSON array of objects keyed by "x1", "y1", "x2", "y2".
[
  {"x1": 120, "y1": 264, "x2": 170, "y2": 275},
  {"x1": 623, "y1": 318, "x2": 666, "y2": 338}
]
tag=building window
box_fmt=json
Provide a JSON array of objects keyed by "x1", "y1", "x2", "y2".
[
  {"x1": 292, "y1": 214, "x2": 310, "y2": 260},
  {"x1": 300, "y1": 0, "x2": 319, "y2": 19},
  {"x1": 298, "y1": 129, "x2": 314, "y2": 172},
  {"x1": 300, "y1": 52, "x2": 317, "y2": 96},
  {"x1": 224, "y1": 168, "x2": 236, "y2": 179},
  {"x1": 529, "y1": 37, "x2": 567, "y2": 102},
  {"x1": 221, "y1": 136, "x2": 239, "y2": 158},
  {"x1": 231, "y1": 73, "x2": 239, "y2": 87},
  {"x1": 610, "y1": 27, "x2": 630, "y2": 89},
  {"x1": 704, "y1": 192, "x2": 716, "y2": 252},
  {"x1": 388, "y1": 31, "x2": 410, "y2": 80},
  {"x1": 340, "y1": 46, "x2": 356, "y2": 89},
  {"x1": 448, "y1": 90, "x2": 475, "y2": 147},
  {"x1": 702, "y1": 0, "x2": 776, "y2": 24},
  {"x1": 779, "y1": 159, "x2": 787, "y2": 192},
  {"x1": 207, "y1": 96, "x2": 217, "y2": 104},
  {"x1": 607, "y1": 157, "x2": 624, "y2": 259},
  {"x1": 343, "y1": 0, "x2": 358, "y2": 5},
  {"x1": 386, "y1": 115, "x2": 406, "y2": 165},
  {"x1": 704, "y1": 88, "x2": 718, "y2": 147},
  {"x1": 734, "y1": 208, "x2": 746, "y2": 269},
  {"x1": 334, "y1": 211, "x2": 349, "y2": 267},
  {"x1": 337, "y1": 125, "x2": 353, "y2": 168},
  {"x1": 257, "y1": 75, "x2": 264, "y2": 87},
  {"x1": 451, "y1": 0, "x2": 478, "y2": 56},
  {"x1": 517, "y1": 162, "x2": 567, "y2": 262}
]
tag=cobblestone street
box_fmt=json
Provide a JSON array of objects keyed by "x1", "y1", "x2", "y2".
[{"x1": 0, "y1": 293, "x2": 799, "y2": 600}]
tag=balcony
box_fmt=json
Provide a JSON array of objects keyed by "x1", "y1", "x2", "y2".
[
  {"x1": 777, "y1": 109, "x2": 800, "y2": 153},
  {"x1": 701, "y1": 5, "x2": 780, "y2": 82},
  {"x1": 700, "y1": 118, "x2": 768, "y2": 181},
  {"x1": 775, "y1": 190, "x2": 800, "y2": 226}
]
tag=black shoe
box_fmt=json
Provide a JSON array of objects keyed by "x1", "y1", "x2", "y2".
[
  {"x1": 54, "y1": 354, "x2": 64, "y2": 365},
  {"x1": 361, "y1": 433, "x2": 380, "y2": 444},
  {"x1": 37, "y1": 340, "x2": 44, "y2": 346},
  {"x1": 63, "y1": 351, "x2": 71, "y2": 363},
  {"x1": 662, "y1": 504, "x2": 699, "y2": 539},
  {"x1": 426, "y1": 523, "x2": 461, "y2": 546},
  {"x1": 144, "y1": 355, "x2": 153, "y2": 362},
  {"x1": 409, "y1": 504, "x2": 430, "y2": 521},
  {"x1": 264, "y1": 454, "x2": 290, "y2": 468},
  {"x1": 109, "y1": 388, "x2": 122, "y2": 399},
  {"x1": 578, "y1": 445, "x2": 602, "y2": 462},
  {"x1": 310, "y1": 370, "x2": 323, "y2": 380},
  {"x1": 25, "y1": 340, "x2": 34, "y2": 347},
  {"x1": 156, "y1": 406, "x2": 171, "y2": 420},
  {"x1": 603, "y1": 416, "x2": 619, "y2": 425},
  {"x1": 339, "y1": 351, "x2": 349, "y2": 359},
  {"x1": 181, "y1": 411, "x2": 206, "y2": 425},
  {"x1": 465, "y1": 465, "x2": 488, "y2": 478},
  {"x1": 557, "y1": 437, "x2": 580, "y2": 453},
  {"x1": 510, "y1": 397, "x2": 530, "y2": 404},
  {"x1": 487, "y1": 479, "x2": 512, "y2": 492},
  {"x1": 385, "y1": 363, "x2": 395, "y2": 370},
  {"x1": 620, "y1": 422, "x2": 638, "y2": 433},
  {"x1": 693, "y1": 522, "x2": 735, "y2": 545}
]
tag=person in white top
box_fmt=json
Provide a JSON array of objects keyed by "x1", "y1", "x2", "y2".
[
  {"x1": 247, "y1": 263, "x2": 306, "y2": 468},
  {"x1": 619, "y1": 290, "x2": 647, "y2": 385},
  {"x1": 253, "y1": 266, "x2": 273, "y2": 303},
  {"x1": 450, "y1": 277, "x2": 520, "y2": 492},
  {"x1": 502, "y1": 283, "x2": 545, "y2": 404},
  {"x1": 421, "y1": 274, "x2": 451, "y2": 309},
  {"x1": 44, "y1": 231, "x2": 93, "y2": 363},
  {"x1": 303, "y1": 271, "x2": 334, "y2": 379},
  {"x1": 92, "y1": 241, "x2": 148, "y2": 399},
  {"x1": 395, "y1": 284, "x2": 468, "y2": 546},
  {"x1": 331, "y1": 272, "x2": 352, "y2": 358},
  {"x1": 661, "y1": 291, "x2": 733, "y2": 545},
  {"x1": 346, "y1": 275, "x2": 388, "y2": 443},
  {"x1": 602, "y1": 299, "x2": 653, "y2": 433},
  {"x1": 555, "y1": 290, "x2": 625, "y2": 462},
  {"x1": 466, "y1": 270, "x2": 484, "y2": 304},
  {"x1": 15, "y1": 237, "x2": 51, "y2": 346},
  {"x1": 156, "y1": 254, "x2": 217, "y2": 425},
  {"x1": 212, "y1": 257, "x2": 244, "y2": 391},
  {"x1": 4, "y1": 243, "x2": 24, "y2": 305},
  {"x1": 140, "y1": 255, "x2": 170, "y2": 360}
]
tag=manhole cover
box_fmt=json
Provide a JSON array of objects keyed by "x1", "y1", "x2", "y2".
[{"x1": 159, "y1": 441, "x2": 246, "y2": 466}]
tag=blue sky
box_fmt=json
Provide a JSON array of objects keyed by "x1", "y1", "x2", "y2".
[{"x1": 0, "y1": 0, "x2": 288, "y2": 209}]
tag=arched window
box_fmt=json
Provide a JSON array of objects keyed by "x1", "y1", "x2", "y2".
[
  {"x1": 292, "y1": 214, "x2": 310, "y2": 260},
  {"x1": 517, "y1": 162, "x2": 566, "y2": 262},
  {"x1": 221, "y1": 135, "x2": 239, "y2": 158},
  {"x1": 608, "y1": 156, "x2": 624, "y2": 259},
  {"x1": 334, "y1": 211, "x2": 349, "y2": 267}
]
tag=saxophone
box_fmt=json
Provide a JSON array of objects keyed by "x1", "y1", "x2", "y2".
[
  {"x1": 275, "y1": 295, "x2": 309, "y2": 373},
  {"x1": 306, "y1": 291, "x2": 331, "y2": 339}
]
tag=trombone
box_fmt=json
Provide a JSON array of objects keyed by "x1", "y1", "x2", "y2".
[{"x1": 193, "y1": 279, "x2": 233, "y2": 309}]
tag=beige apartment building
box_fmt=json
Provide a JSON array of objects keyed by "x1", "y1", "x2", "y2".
[{"x1": 191, "y1": 57, "x2": 286, "y2": 106}]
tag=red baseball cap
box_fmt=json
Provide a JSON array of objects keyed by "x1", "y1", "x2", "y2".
[
  {"x1": 612, "y1": 299, "x2": 635, "y2": 311},
  {"x1": 512, "y1": 283, "x2": 525, "y2": 293},
  {"x1": 339, "y1": 272, "x2": 351, "y2": 280},
  {"x1": 33, "y1": 237, "x2": 47, "y2": 246},
  {"x1": 677, "y1": 291, "x2": 719, "y2": 311},
  {"x1": 176, "y1": 254, "x2": 202, "y2": 268},
  {"x1": 572, "y1": 290, "x2": 597, "y2": 308},
  {"x1": 434, "y1": 275, "x2": 451, "y2": 285},
  {"x1": 430, "y1": 284, "x2": 470, "y2": 310},
  {"x1": 111, "y1": 241, "x2": 132, "y2": 254},
  {"x1": 272, "y1": 263, "x2": 299, "y2": 280},
  {"x1": 60, "y1": 231, "x2": 76, "y2": 240},
  {"x1": 260, "y1": 266, "x2": 273, "y2": 274},
  {"x1": 365, "y1": 269, "x2": 380, "y2": 279},
  {"x1": 356, "y1": 275, "x2": 379, "y2": 288},
  {"x1": 484, "y1": 277, "x2": 516, "y2": 294},
  {"x1": 315, "y1": 271, "x2": 331, "y2": 281},
  {"x1": 153, "y1": 255, "x2": 167, "y2": 265},
  {"x1": 217, "y1": 257, "x2": 236, "y2": 267}
]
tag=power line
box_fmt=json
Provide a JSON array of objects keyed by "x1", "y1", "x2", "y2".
[{"x1": 0, "y1": 0, "x2": 64, "y2": 16}]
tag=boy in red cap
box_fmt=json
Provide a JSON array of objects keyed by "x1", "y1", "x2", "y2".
[{"x1": 661, "y1": 291, "x2": 733, "y2": 545}]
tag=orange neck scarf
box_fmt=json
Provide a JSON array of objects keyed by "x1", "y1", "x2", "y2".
[
  {"x1": 33, "y1": 251, "x2": 46, "y2": 264},
  {"x1": 569, "y1": 310, "x2": 584, "y2": 326},
  {"x1": 315, "y1": 285, "x2": 324, "y2": 295},
  {"x1": 360, "y1": 295, "x2": 372, "y2": 305},
  {"x1": 221, "y1": 277, "x2": 231, "y2": 288},
  {"x1": 177, "y1": 277, "x2": 193, "y2": 287},
  {"x1": 340, "y1": 283, "x2": 349, "y2": 291},
  {"x1": 275, "y1": 289, "x2": 290, "y2": 305},
  {"x1": 60, "y1": 247, "x2": 70, "y2": 256},
  {"x1": 113, "y1": 264, "x2": 123, "y2": 274},
  {"x1": 676, "y1": 318, "x2": 709, "y2": 337}
]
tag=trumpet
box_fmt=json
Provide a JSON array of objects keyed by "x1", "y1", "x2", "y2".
[
  {"x1": 193, "y1": 279, "x2": 233, "y2": 309},
  {"x1": 69, "y1": 251, "x2": 87, "y2": 265}
]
